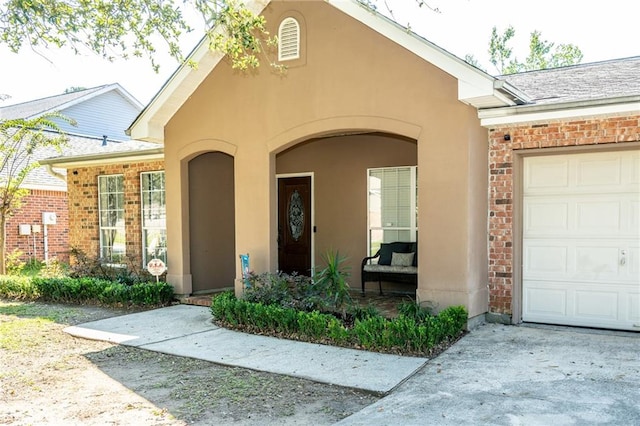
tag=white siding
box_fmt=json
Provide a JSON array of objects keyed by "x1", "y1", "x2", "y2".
[{"x1": 55, "y1": 91, "x2": 141, "y2": 140}]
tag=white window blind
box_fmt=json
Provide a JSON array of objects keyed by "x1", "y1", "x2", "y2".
[
  {"x1": 367, "y1": 166, "x2": 418, "y2": 258},
  {"x1": 140, "y1": 171, "x2": 167, "y2": 266},
  {"x1": 98, "y1": 174, "x2": 125, "y2": 262}
]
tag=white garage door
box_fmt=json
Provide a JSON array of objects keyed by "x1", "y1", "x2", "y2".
[{"x1": 523, "y1": 150, "x2": 640, "y2": 331}]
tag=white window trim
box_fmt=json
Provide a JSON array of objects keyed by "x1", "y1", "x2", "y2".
[
  {"x1": 140, "y1": 171, "x2": 167, "y2": 267},
  {"x1": 278, "y1": 17, "x2": 300, "y2": 61},
  {"x1": 98, "y1": 174, "x2": 125, "y2": 263},
  {"x1": 367, "y1": 166, "x2": 418, "y2": 258}
]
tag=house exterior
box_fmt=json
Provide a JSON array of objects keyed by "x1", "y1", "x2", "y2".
[
  {"x1": 0, "y1": 84, "x2": 143, "y2": 264},
  {"x1": 483, "y1": 59, "x2": 640, "y2": 331},
  {"x1": 45, "y1": 1, "x2": 639, "y2": 331}
]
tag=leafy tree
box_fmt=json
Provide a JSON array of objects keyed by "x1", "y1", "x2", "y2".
[
  {"x1": 0, "y1": 116, "x2": 67, "y2": 274},
  {"x1": 489, "y1": 26, "x2": 583, "y2": 74},
  {"x1": 0, "y1": 0, "x2": 275, "y2": 72}
]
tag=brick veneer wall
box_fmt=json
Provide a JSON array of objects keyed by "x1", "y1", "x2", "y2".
[
  {"x1": 5, "y1": 189, "x2": 69, "y2": 262},
  {"x1": 488, "y1": 114, "x2": 640, "y2": 318},
  {"x1": 67, "y1": 160, "x2": 164, "y2": 267}
]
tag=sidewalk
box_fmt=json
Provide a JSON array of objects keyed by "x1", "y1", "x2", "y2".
[{"x1": 64, "y1": 304, "x2": 428, "y2": 394}]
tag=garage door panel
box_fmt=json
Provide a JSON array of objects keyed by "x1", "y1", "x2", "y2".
[
  {"x1": 525, "y1": 202, "x2": 568, "y2": 233},
  {"x1": 525, "y1": 158, "x2": 569, "y2": 190},
  {"x1": 524, "y1": 284, "x2": 567, "y2": 317},
  {"x1": 575, "y1": 290, "x2": 618, "y2": 320},
  {"x1": 628, "y1": 293, "x2": 640, "y2": 323},
  {"x1": 575, "y1": 246, "x2": 620, "y2": 278},
  {"x1": 577, "y1": 156, "x2": 622, "y2": 187},
  {"x1": 523, "y1": 150, "x2": 639, "y2": 331},
  {"x1": 576, "y1": 201, "x2": 621, "y2": 233}
]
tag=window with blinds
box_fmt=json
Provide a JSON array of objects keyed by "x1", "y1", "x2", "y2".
[
  {"x1": 278, "y1": 17, "x2": 300, "y2": 61},
  {"x1": 98, "y1": 174, "x2": 125, "y2": 262},
  {"x1": 140, "y1": 171, "x2": 167, "y2": 266},
  {"x1": 367, "y1": 166, "x2": 418, "y2": 258}
]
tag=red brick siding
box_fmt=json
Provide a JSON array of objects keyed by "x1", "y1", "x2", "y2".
[
  {"x1": 5, "y1": 190, "x2": 69, "y2": 263},
  {"x1": 488, "y1": 114, "x2": 640, "y2": 316},
  {"x1": 67, "y1": 161, "x2": 164, "y2": 267}
]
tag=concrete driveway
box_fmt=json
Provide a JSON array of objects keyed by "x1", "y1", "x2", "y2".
[{"x1": 339, "y1": 323, "x2": 639, "y2": 425}]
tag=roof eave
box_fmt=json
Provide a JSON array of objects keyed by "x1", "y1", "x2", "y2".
[
  {"x1": 479, "y1": 95, "x2": 640, "y2": 127},
  {"x1": 39, "y1": 147, "x2": 165, "y2": 168}
]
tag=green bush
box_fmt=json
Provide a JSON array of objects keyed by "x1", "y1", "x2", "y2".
[
  {"x1": 211, "y1": 291, "x2": 468, "y2": 355},
  {"x1": 0, "y1": 276, "x2": 38, "y2": 299},
  {"x1": 0, "y1": 276, "x2": 173, "y2": 307}
]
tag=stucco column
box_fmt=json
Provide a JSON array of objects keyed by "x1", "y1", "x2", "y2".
[
  {"x1": 233, "y1": 144, "x2": 275, "y2": 296},
  {"x1": 415, "y1": 114, "x2": 488, "y2": 321},
  {"x1": 164, "y1": 147, "x2": 192, "y2": 295}
]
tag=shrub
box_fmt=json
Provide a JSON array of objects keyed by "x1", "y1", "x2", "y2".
[
  {"x1": 0, "y1": 276, "x2": 38, "y2": 299},
  {"x1": 0, "y1": 276, "x2": 175, "y2": 307},
  {"x1": 67, "y1": 248, "x2": 155, "y2": 285},
  {"x1": 211, "y1": 291, "x2": 468, "y2": 355},
  {"x1": 5, "y1": 250, "x2": 26, "y2": 275}
]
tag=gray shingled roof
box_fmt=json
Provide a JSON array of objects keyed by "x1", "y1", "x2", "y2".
[
  {"x1": 1, "y1": 131, "x2": 160, "y2": 190},
  {"x1": 0, "y1": 85, "x2": 107, "y2": 120},
  {"x1": 499, "y1": 56, "x2": 640, "y2": 105}
]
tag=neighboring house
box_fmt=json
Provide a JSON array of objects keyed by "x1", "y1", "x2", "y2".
[
  {"x1": 0, "y1": 84, "x2": 143, "y2": 264},
  {"x1": 44, "y1": 1, "x2": 639, "y2": 331}
]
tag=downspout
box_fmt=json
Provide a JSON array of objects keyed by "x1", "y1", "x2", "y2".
[{"x1": 45, "y1": 165, "x2": 66, "y2": 183}]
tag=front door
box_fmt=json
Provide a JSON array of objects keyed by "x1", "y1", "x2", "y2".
[{"x1": 278, "y1": 176, "x2": 312, "y2": 275}]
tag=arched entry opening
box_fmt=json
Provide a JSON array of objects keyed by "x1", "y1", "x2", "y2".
[
  {"x1": 275, "y1": 132, "x2": 417, "y2": 291},
  {"x1": 188, "y1": 151, "x2": 235, "y2": 293}
]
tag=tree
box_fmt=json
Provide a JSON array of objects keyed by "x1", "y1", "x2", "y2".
[
  {"x1": 0, "y1": 116, "x2": 67, "y2": 274},
  {"x1": 488, "y1": 26, "x2": 583, "y2": 74},
  {"x1": 0, "y1": 0, "x2": 275, "y2": 72}
]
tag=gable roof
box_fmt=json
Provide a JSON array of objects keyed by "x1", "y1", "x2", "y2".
[
  {"x1": 480, "y1": 56, "x2": 640, "y2": 126},
  {"x1": 128, "y1": 0, "x2": 525, "y2": 143},
  {"x1": 0, "y1": 83, "x2": 143, "y2": 120}
]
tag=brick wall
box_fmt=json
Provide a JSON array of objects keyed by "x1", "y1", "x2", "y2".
[
  {"x1": 67, "y1": 160, "x2": 164, "y2": 266},
  {"x1": 488, "y1": 114, "x2": 640, "y2": 317},
  {"x1": 6, "y1": 189, "x2": 69, "y2": 262}
]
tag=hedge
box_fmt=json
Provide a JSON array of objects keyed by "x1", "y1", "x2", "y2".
[
  {"x1": 0, "y1": 276, "x2": 174, "y2": 307},
  {"x1": 211, "y1": 291, "x2": 467, "y2": 355}
]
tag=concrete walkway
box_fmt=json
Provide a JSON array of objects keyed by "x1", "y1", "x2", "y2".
[
  {"x1": 64, "y1": 304, "x2": 427, "y2": 394},
  {"x1": 65, "y1": 305, "x2": 640, "y2": 424}
]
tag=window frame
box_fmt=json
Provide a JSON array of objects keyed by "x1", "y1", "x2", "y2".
[
  {"x1": 367, "y1": 166, "x2": 418, "y2": 260},
  {"x1": 97, "y1": 174, "x2": 126, "y2": 263},
  {"x1": 140, "y1": 171, "x2": 167, "y2": 267}
]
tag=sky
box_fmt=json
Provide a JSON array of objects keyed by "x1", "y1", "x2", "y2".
[{"x1": 1, "y1": 0, "x2": 639, "y2": 106}]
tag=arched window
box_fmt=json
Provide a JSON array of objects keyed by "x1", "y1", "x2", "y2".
[{"x1": 278, "y1": 17, "x2": 300, "y2": 61}]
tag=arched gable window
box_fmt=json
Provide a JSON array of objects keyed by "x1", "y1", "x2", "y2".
[{"x1": 278, "y1": 17, "x2": 300, "y2": 61}]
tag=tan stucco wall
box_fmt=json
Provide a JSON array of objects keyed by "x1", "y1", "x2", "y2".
[{"x1": 163, "y1": 1, "x2": 488, "y2": 316}]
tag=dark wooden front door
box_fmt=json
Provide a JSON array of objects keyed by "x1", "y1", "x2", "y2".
[{"x1": 278, "y1": 176, "x2": 312, "y2": 275}]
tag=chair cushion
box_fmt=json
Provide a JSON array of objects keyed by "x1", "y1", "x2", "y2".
[{"x1": 363, "y1": 264, "x2": 418, "y2": 274}]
